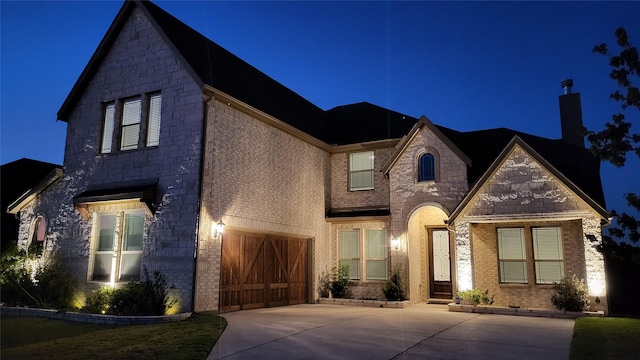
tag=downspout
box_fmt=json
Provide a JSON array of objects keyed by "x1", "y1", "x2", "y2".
[{"x1": 191, "y1": 92, "x2": 214, "y2": 312}]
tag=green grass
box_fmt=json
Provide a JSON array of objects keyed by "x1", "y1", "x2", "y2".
[
  {"x1": 1, "y1": 312, "x2": 227, "y2": 360},
  {"x1": 570, "y1": 317, "x2": 640, "y2": 359}
]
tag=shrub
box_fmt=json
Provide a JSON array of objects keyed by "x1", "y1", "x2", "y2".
[
  {"x1": 551, "y1": 274, "x2": 590, "y2": 312},
  {"x1": 318, "y1": 265, "x2": 351, "y2": 298},
  {"x1": 83, "y1": 266, "x2": 176, "y2": 316},
  {"x1": 83, "y1": 286, "x2": 114, "y2": 314},
  {"x1": 0, "y1": 245, "x2": 77, "y2": 310},
  {"x1": 32, "y1": 255, "x2": 78, "y2": 310},
  {"x1": 382, "y1": 264, "x2": 406, "y2": 301},
  {"x1": 457, "y1": 288, "x2": 495, "y2": 306}
]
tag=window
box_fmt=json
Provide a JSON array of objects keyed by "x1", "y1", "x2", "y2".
[
  {"x1": 100, "y1": 93, "x2": 162, "y2": 154},
  {"x1": 498, "y1": 228, "x2": 527, "y2": 283},
  {"x1": 349, "y1": 151, "x2": 374, "y2": 191},
  {"x1": 90, "y1": 211, "x2": 144, "y2": 282},
  {"x1": 339, "y1": 230, "x2": 360, "y2": 279},
  {"x1": 366, "y1": 230, "x2": 387, "y2": 280},
  {"x1": 418, "y1": 153, "x2": 435, "y2": 181},
  {"x1": 28, "y1": 215, "x2": 47, "y2": 256},
  {"x1": 532, "y1": 227, "x2": 564, "y2": 284},
  {"x1": 121, "y1": 98, "x2": 142, "y2": 151},
  {"x1": 146, "y1": 94, "x2": 162, "y2": 147},
  {"x1": 101, "y1": 103, "x2": 115, "y2": 153},
  {"x1": 339, "y1": 228, "x2": 388, "y2": 281}
]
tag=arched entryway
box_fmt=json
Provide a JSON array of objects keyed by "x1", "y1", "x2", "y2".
[{"x1": 407, "y1": 204, "x2": 453, "y2": 303}]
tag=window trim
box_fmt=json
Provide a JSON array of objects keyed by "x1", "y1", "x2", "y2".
[
  {"x1": 418, "y1": 153, "x2": 436, "y2": 182},
  {"x1": 497, "y1": 228, "x2": 528, "y2": 284},
  {"x1": 99, "y1": 92, "x2": 162, "y2": 155},
  {"x1": 496, "y1": 225, "x2": 565, "y2": 286},
  {"x1": 532, "y1": 227, "x2": 565, "y2": 284},
  {"x1": 338, "y1": 227, "x2": 388, "y2": 281},
  {"x1": 349, "y1": 151, "x2": 375, "y2": 191},
  {"x1": 88, "y1": 210, "x2": 145, "y2": 283}
]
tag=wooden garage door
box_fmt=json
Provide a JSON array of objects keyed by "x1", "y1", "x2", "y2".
[{"x1": 219, "y1": 230, "x2": 308, "y2": 313}]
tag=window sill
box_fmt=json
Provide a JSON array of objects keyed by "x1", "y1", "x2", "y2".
[{"x1": 96, "y1": 146, "x2": 159, "y2": 157}]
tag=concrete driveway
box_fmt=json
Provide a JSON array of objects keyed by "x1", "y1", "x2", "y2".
[{"x1": 208, "y1": 304, "x2": 574, "y2": 360}]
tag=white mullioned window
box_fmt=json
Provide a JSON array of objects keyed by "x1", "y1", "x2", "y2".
[
  {"x1": 349, "y1": 151, "x2": 374, "y2": 191},
  {"x1": 339, "y1": 230, "x2": 360, "y2": 279},
  {"x1": 90, "y1": 210, "x2": 145, "y2": 283},
  {"x1": 498, "y1": 228, "x2": 527, "y2": 283},
  {"x1": 121, "y1": 98, "x2": 142, "y2": 151},
  {"x1": 366, "y1": 229, "x2": 387, "y2": 280},
  {"x1": 339, "y1": 228, "x2": 388, "y2": 281},
  {"x1": 532, "y1": 227, "x2": 564, "y2": 284}
]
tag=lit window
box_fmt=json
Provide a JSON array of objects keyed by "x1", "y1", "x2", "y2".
[
  {"x1": 498, "y1": 228, "x2": 527, "y2": 283},
  {"x1": 533, "y1": 227, "x2": 564, "y2": 284},
  {"x1": 418, "y1": 153, "x2": 435, "y2": 181},
  {"x1": 349, "y1": 151, "x2": 374, "y2": 191},
  {"x1": 90, "y1": 211, "x2": 144, "y2": 282},
  {"x1": 339, "y1": 230, "x2": 360, "y2": 279},
  {"x1": 366, "y1": 230, "x2": 387, "y2": 280}
]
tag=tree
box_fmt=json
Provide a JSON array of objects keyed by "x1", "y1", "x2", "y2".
[{"x1": 587, "y1": 27, "x2": 639, "y2": 244}]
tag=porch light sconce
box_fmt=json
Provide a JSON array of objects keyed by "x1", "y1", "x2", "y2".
[
  {"x1": 391, "y1": 237, "x2": 400, "y2": 250},
  {"x1": 212, "y1": 219, "x2": 225, "y2": 237}
]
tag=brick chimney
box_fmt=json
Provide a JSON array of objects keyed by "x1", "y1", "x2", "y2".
[{"x1": 559, "y1": 79, "x2": 585, "y2": 148}]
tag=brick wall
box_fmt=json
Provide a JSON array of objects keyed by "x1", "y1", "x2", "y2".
[
  {"x1": 330, "y1": 148, "x2": 394, "y2": 209},
  {"x1": 195, "y1": 98, "x2": 331, "y2": 311}
]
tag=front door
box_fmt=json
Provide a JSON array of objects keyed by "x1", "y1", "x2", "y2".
[{"x1": 429, "y1": 228, "x2": 452, "y2": 299}]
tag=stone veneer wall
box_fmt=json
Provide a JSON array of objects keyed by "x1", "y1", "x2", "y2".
[
  {"x1": 456, "y1": 145, "x2": 607, "y2": 312},
  {"x1": 16, "y1": 6, "x2": 204, "y2": 312},
  {"x1": 388, "y1": 126, "x2": 468, "y2": 303},
  {"x1": 195, "y1": 98, "x2": 331, "y2": 311}
]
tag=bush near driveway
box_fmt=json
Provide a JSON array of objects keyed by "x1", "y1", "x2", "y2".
[
  {"x1": 1, "y1": 312, "x2": 227, "y2": 360},
  {"x1": 570, "y1": 317, "x2": 640, "y2": 359}
]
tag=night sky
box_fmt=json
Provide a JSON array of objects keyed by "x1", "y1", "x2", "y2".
[{"x1": 2, "y1": 1, "x2": 638, "y2": 232}]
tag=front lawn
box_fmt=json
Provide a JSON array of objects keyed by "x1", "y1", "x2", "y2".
[
  {"x1": 570, "y1": 317, "x2": 640, "y2": 359},
  {"x1": 1, "y1": 312, "x2": 226, "y2": 360}
]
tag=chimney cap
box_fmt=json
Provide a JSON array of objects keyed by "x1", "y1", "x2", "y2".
[{"x1": 561, "y1": 79, "x2": 574, "y2": 94}]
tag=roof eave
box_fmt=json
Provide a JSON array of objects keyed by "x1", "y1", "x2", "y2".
[
  {"x1": 448, "y1": 136, "x2": 609, "y2": 224},
  {"x1": 7, "y1": 168, "x2": 63, "y2": 215},
  {"x1": 382, "y1": 115, "x2": 472, "y2": 175}
]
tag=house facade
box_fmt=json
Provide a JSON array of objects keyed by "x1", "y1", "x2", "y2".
[{"x1": 8, "y1": 1, "x2": 609, "y2": 314}]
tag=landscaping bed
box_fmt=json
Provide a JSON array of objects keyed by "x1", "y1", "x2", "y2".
[
  {"x1": 448, "y1": 303, "x2": 605, "y2": 319},
  {"x1": 318, "y1": 297, "x2": 411, "y2": 308},
  {"x1": 0, "y1": 305, "x2": 191, "y2": 325}
]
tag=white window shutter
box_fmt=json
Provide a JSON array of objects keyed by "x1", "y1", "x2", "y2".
[
  {"x1": 101, "y1": 104, "x2": 115, "y2": 153},
  {"x1": 146, "y1": 94, "x2": 162, "y2": 147}
]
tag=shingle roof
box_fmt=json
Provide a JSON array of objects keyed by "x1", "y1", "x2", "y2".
[
  {"x1": 140, "y1": 1, "x2": 327, "y2": 141},
  {"x1": 324, "y1": 102, "x2": 419, "y2": 145},
  {"x1": 57, "y1": 1, "x2": 605, "y2": 210},
  {"x1": 436, "y1": 126, "x2": 606, "y2": 208}
]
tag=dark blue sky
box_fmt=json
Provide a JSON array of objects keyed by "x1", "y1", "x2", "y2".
[{"x1": 1, "y1": 1, "x2": 638, "y2": 221}]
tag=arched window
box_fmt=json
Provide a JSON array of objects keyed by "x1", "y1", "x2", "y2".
[
  {"x1": 418, "y1": 153, "x2": 435, "y2": 181},
  {"x1": 28, "y1": 215, "x2": 47, "y2": 256}
]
